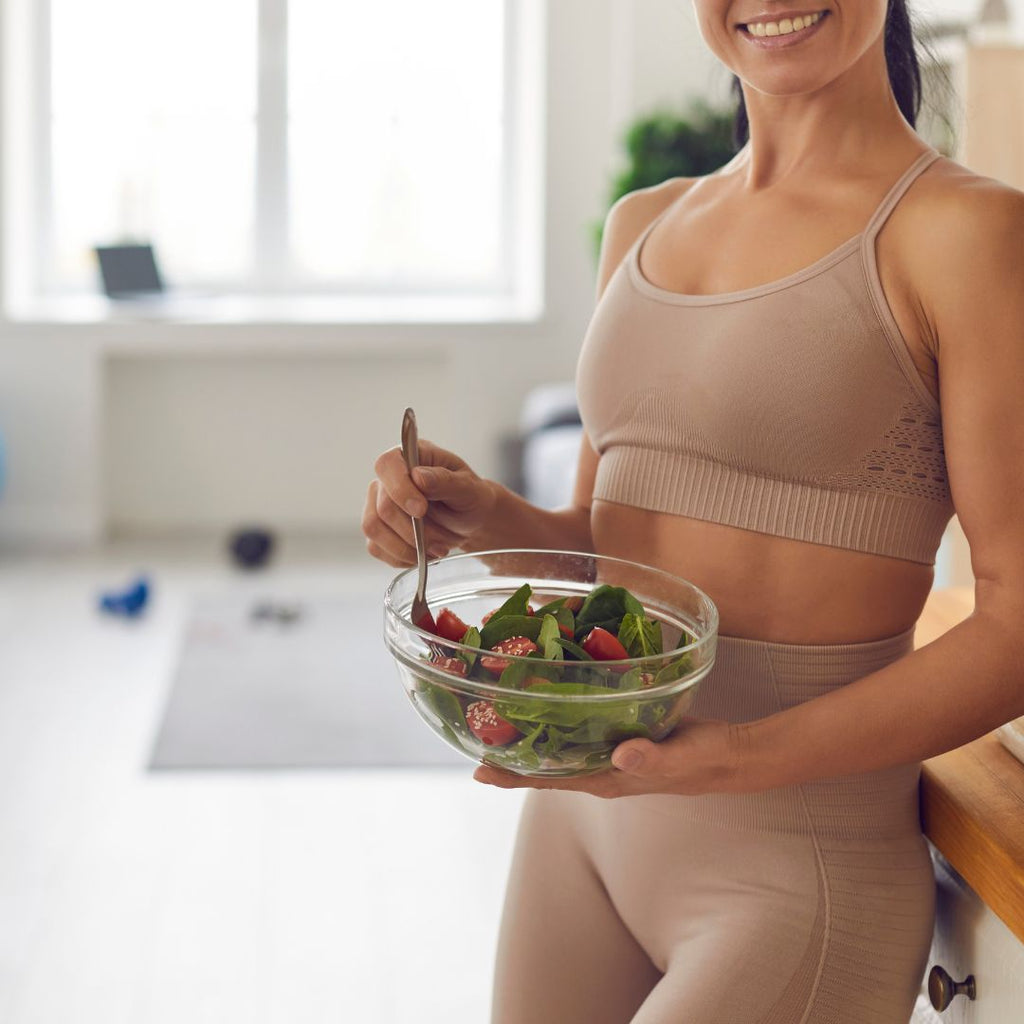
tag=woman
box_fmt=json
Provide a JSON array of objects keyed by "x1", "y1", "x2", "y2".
[{"x1": 363, "y1": 2, "x2": 1024, "y2": 1021}]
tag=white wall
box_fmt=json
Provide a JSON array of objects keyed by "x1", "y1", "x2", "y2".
[
  {"x1": 623, "y1": 0, "x2": 733, "y2": 114},
  {"x1": 0, "y1": 337, "x2": 101, "y2": 544},
  {"x1": 0, "y1": 0, "x2": 719, "y2": 546}
]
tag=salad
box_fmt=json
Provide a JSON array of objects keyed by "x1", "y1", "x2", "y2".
[{"x1": 409, "y1": 581, "x2": 699, "y2": 775}]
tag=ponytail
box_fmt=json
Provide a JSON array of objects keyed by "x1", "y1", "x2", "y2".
[
  {"x1": 884, "y1": 0, "x2": 923, "y2": 126},
  {"x1": 732, "y1": 0, "x2": 923, "y2": 148}
]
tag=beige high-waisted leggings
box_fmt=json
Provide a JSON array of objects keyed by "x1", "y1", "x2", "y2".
[{"x1": 491, "y1": 630, "x2": 936, "y2": 1024}]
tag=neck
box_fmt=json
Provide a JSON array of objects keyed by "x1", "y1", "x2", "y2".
[{"x1": 738, "y1": 43, "x2": 921, "y2": 188}]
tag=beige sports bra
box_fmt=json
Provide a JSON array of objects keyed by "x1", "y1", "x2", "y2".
[{"x1": 576, "y1": 150, "x2": 953, "y2": 565}]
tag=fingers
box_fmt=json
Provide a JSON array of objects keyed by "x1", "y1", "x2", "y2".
[
  {"x1": 610, "y1": 738, "x2": 657, "y2": 774},
  {"x1": 412, "y1": 466, "x2": 495, "y2": 535},
  {"x1": 374, "y1": 440, "x2": 470, "y2": 518},
  {"x1": 362, "y1": 481, "x2": 416, "y2": 566},
  {"x1": 365, "y1": 439, "x2": 487, "y2": 568},
  {"x1": 362, "y1": 480, "x2": 464, "y2": 567},
  {"x1": 411, "y1": 466, "x2": 478, "y2": 511},
  {"x1": 375, "y1": 479, "x2": 463, "y2": 553},
  {"x1": 375, "y1": 446, "x2": 428, "y2": 518},
  {"x1": 472, "y1": 763, "x2": 624, "y2": 798},
  {"x1": 417, "y1": 438, "x2": 469, "y2": 473}
]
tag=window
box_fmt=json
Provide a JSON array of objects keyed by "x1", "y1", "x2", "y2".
[
  {"x1": 49, "y1": 0, "x2": 258, "y2": 288},
  {"x1": 14, "y1": 0, "x2": 542, "y2": 309}
]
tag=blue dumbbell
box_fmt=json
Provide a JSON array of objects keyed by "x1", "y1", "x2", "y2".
[{"x1": 99, "y1": 576, "x2": 150, "y2": 618}]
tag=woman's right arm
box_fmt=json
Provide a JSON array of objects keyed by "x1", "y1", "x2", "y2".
[{"x1": 361, "y1": 184, "x2": 684, "y2": 568}]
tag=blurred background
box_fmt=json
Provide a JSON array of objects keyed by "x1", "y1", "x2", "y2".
[{"x1": 0, "y1": 0, "x2": 1020, "y2": 1021}]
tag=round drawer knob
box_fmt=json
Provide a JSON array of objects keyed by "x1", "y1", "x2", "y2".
[{"x1": 928, "y1": 965, "x2": 976, "y2": 1011}]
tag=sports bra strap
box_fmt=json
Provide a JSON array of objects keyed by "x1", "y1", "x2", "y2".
[
  {"x1": 634, "y1": 149, "x2": 942, "y2": 261},
  {"x1": 863, "y1": 149, "x2": 942, "y2": 240}
]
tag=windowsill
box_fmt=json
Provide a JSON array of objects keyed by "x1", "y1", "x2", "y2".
[{"x1": 2, "y1": 291, "x2": 543, "y2": 328}]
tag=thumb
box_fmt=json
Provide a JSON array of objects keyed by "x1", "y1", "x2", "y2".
[
  {"x1": 611, "y1": 739, "x2": 658, "y2": 775},
  {"x1": 412, "y1": 465, "x2": 483, "y2": 511}
]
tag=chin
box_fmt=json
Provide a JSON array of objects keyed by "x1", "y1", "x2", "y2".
[{"x1": 738, "y1": 46, "x2": 862, "y2": 103}]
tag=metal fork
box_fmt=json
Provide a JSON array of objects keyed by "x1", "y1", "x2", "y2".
[{"x1": 400, "y1": 407, "x2": 445, "y2": 657}]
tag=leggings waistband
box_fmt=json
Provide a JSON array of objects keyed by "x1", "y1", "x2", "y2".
[
  {"x1": 704, "y1": 626, "x2": 916, "y2": 722},
  {"x1": 715, "y1": 624, "x2": 916, "y2": 671}
]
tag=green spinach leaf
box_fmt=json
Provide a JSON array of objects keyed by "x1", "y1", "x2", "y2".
[
  {"x1": 487, "y1": 583, "x2": 533, "y2": 622},
  {"x1": 416, "y1": 679, "x2": 469, "y2": 744},
  {"x1": 553, "y1": 637, "x2": 594, "y2": 661},
  {"x1": 618, "y1": 613, "x2": 662, "y2": 658},
  {"x1": 574, "y1": 584, "x2": 646, "y2": 640},
  {"x1": 554, "y1": 604, "x2": 575, "y2": 638},
  {"x1": 497, "y1": 682, "x2": 628, "y2": 728},
  {"x1": 653, "y1": 654, "x2": 693, "y2": 686},
  {"x1": 458, "y1": 626, "x2": 481, "y2": 671},
  {"x1": 497, "y1": 659, "x2": 531, "y2": 690},
  {"x1": 532, "y1": 596, "x2": 568, "y2": 618},
  {"x1": 480, "y1": 613, "x2": 543, "y2": 649},
  {"x1": 537, "y1": 614, "x2": 563, "y2": 660}
]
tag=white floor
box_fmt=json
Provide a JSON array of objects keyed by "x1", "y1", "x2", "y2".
[{"x1": 0, "y1": 539, "x2": 525, "y2": 1024}]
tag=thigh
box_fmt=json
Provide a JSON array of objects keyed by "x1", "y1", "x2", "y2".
[
  {"x1": 582, "y1": 798, "x2": 825, "y2": 1024},
  {"x1": 491, "y1": 790, "x2": 662, "y2": 1024},
  {"x1": 584, "y1": 799, "x2": 934, "y2": 1024},
  {"x1": 802, "y1": 834, "x2": 935, "y2": 1024}
]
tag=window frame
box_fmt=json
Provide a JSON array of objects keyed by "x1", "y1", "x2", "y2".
[{"x1": 13, "y1": 0, "x2": 544, "y2": 314}]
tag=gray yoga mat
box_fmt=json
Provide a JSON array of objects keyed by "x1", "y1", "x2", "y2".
[{"x1": 149, "y1": 593, "x2": 465, "y2": 769}]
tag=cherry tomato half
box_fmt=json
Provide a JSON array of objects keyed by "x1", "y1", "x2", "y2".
[
  {"x1": 581, "y1": 627, "x2": 630, "y2": 661},
  {"x1": 435, "y1": 607, "x2": 470, "y2": 643},
  {"x1": 479, "y1": 636, "x2": 538, "y2": 676},
  {"x1": 525, "y1": 676, "x2": 553, "y2": 689},
  {"x1": 431, "y1": 656, "x2": 468, "y2": 677},
  {"x1": 466, "y1": 701, "x2": 521, "y2": 746}
]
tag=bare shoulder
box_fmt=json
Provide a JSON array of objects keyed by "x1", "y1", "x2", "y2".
[
  {"x1": 892, "y1": 157, "x2": 1024, "y2": 276},
  {"x1": 887, "y1": 157, "x2": 1024, "y2": 363},
  {"x1": 595, "y1": 177, "x2": 697, "y2": 297},
  {"x1": 886, "y1": 157, "x2": 1024, "y2": 347}
]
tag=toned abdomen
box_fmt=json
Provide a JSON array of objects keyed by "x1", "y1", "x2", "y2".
[{"x1": 591, "y1": 499, "x2": 934, "y2": 643}]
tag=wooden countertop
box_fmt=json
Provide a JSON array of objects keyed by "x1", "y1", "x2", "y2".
[{"x1": 916, "y1": 587, "x2": 1024, "y2": 944}]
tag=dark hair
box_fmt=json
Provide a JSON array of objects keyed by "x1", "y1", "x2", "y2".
[{"x1": 732, "y1": 0, "x2": 922, "y2": 148}]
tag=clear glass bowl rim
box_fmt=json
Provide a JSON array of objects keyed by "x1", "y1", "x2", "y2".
[{"x1": 384, "y1": 547, "x2": 719, "y2": 702}]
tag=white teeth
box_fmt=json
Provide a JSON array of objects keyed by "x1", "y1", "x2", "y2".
[{"x1": 746, "y1": 11, "x2": 821, "y2": 37}]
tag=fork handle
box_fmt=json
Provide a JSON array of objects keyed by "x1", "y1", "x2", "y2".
[
  {"x1": 411, "y1": 518, "x2": 428, "y2": 599},
  {"x1": 401, "y1": 408, "x2": 429, "y2": 606}
]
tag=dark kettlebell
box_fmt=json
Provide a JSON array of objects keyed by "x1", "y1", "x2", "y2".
[{"x1": 229, "y1": 527, "x2": 276, "y2": 570}]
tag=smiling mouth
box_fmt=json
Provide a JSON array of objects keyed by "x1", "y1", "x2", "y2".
[{"x1": 740, "y1": 10, "x2": 826, "y2": 37}]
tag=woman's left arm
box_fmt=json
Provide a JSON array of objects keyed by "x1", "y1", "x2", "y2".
[
  {"x1": 734, "y1": 180, "x2": 1024, "y2": 792},
  {"x1": 475, "y1": 179, "x2": 1024, "y2": 799}
]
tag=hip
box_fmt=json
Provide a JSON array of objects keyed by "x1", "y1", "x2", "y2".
[{"x1": 635, "y1": 627, "x2": 922, "y2": 840}]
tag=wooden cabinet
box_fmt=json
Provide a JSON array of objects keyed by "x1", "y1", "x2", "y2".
[
  {"x1": 963, "y1": 45, "x2": 1024, "y2": 193},
  {"x1": 913, "y1": 589, "x2": 1024, "y2": 1022},
  {"x1": 912, "y1": 848, "x2": 1024, "y2": 1022}
]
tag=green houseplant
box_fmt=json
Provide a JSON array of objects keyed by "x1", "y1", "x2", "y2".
[{"x1": 593, "y1": 101, "x2": 737, "y2": 259}]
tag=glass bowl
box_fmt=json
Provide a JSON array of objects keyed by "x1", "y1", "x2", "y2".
[{"x1": 383, "y1": 549, "x2": 718, "y2": 777}]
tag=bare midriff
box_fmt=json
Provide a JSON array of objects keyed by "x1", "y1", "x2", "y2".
[{"x1": 591, "y1": 499, "x2": 933, "y2": 644}]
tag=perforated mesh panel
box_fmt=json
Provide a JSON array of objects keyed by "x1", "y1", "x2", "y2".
[{"x1": 834, "y1": 399, "x2": 949, "y2": 503}]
